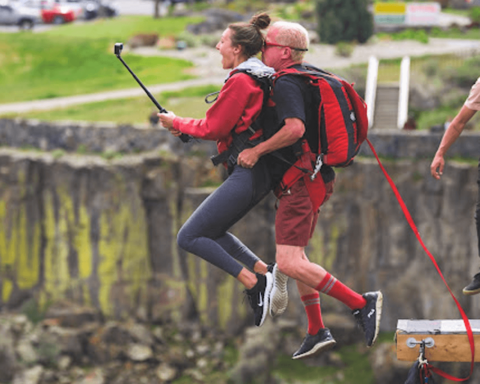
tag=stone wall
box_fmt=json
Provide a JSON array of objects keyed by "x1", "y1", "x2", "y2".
[
  {"x1": 0, "y1": 119, "x2": 479, "y2": 335},
  {"x1": 2, "y1": 118, "x2": 480, "y2": 160}
]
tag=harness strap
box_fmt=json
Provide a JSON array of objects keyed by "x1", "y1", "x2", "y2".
[
  {"x1": 367, "y1": 138, "x2": 474, "y2": 382},
  {"x1": 210, "y1": 69, "x2": 271, "y2": 172},
  {"x1": 274, "y1": 141, "x2": 316, "y2": 197},
  {"x1": 210, "y1": 126, "x2": 262, "y2": 173}
]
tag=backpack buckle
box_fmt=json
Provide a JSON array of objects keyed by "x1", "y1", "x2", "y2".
[{"x1": 311, "y1": 154, "x2": 323, "y2": 181}]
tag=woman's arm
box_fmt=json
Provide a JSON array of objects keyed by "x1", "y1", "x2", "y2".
[{"x1": 166, "y1": 74, "x2": 263, "y2": 141}]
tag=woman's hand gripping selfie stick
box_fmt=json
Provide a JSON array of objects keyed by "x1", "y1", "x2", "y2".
[{"x1": 114, "y1": 43, "x2": 192, "y2": 143}]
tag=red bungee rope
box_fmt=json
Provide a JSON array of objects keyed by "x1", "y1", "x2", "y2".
[{"x1": 366, "y1": 138, "x2": 475, "y2": 381}]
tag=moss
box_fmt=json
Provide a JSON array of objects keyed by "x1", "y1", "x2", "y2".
[
  {"x1": 376, "y1": 331, "x2": 396, "y2": 344},
  {"x1": 97, "y1": 181, "x2": 151, "y2": 317},
  {"x1": 2, "y1": 279, "x2": 12, "y2": 303},
  {"x1": 198, "y1": 259, "x2": 208, "y2": 324},
  {"x1": 42, "y1": 189, "x2": 73, "y2": 304},
  {"x1": 52, "y1": 149, "x2": 65, "y2": 159},
  {"x1": 16, "y1": 205, "x2": 41, "y2": 290},
  {"x1": 271, "y1": 343, "x2": 375, "y2": 384},
  {"x1": 337, "y1": 344, "x2": 375, "y2": 383},
  {"x1": 75, "y1": 204, "x2": 92, "y2": 305},
  {"x1": 217, "y1": 273, "x2": 235, "y2": 330},
  {"x1": 272, "y1": 353, "x2": 337, "y2": 382}
]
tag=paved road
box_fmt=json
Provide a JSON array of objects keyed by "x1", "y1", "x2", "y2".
[{"x1": 115, "y1": 0, "x2": 157, "y2": 16}]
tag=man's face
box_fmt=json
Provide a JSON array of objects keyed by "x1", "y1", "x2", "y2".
[{"x1": 261, "y1": 27, "x2": 284, "y2": 71}]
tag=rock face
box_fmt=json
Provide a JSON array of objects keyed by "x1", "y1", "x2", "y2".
[
  {"x1": 1, "y1": 119, "x2": 480, "y2": 336},
  {"x1": 1, "y1": 147, "x2": 478, "y2": 334}
]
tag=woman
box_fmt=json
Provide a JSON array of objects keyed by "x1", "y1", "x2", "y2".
[{"x1": 158, "y1": 12, "x2": 287, "y2": 327}]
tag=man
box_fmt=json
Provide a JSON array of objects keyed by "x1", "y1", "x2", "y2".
[
  {"x1": 431, "y1": 77, "x2": 480, "y2": 296},
  {"x1": 237, "y1": 20, "x2": 383, "y2": 359}
]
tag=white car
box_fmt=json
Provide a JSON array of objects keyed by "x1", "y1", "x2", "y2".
[{"x1": 0, "y1": 0, "x2": 42, "y2": 29}]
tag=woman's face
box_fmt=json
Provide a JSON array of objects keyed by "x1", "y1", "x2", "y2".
[{"x1": 216, "y1": 28, "x2": 240, "y2": 70}]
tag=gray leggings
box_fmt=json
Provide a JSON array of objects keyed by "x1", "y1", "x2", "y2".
[{"x1": 177, "y1": 159, "x2": 272, "y2": 277}]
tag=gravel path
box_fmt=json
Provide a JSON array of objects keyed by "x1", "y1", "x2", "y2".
[{"x1": 1, "y1": 37, "x2": 480, "y2": 115}]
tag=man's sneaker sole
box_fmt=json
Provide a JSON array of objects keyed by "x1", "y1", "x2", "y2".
[
  {"x1": 370, "y1": 291, "x2": 383, "y2": 347},
  {"x1": 258, "y1": 272, "x2": 273, "y2": 327},
  {"x1": 270, "y1": 264, "x2": 288, "y2": 317},
  {"x1": 292, "y1": 339, "x2": 336, "y2": 360},
  {"x1": 463, "y1": 287, "x2": 480, "y2": 296}
]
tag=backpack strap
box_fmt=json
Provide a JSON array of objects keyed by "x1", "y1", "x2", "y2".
[{"x1": 209, "y1": 69, "x2": 271, "y2": 173}]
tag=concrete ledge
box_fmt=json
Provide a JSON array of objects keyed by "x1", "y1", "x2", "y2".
[
  {"x1": 361, "y1": 128, "x2": 480, "y2": 159},
  {"x1": 1, "y1": 119, "x2": 479, "y2": 159}
]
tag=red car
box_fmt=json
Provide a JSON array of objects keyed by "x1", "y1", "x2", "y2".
[{"x1": 41, "y1": 2, "x2": 78, "y2": 24}]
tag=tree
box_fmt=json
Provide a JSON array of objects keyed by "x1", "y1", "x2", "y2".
[
  {"x1": 316, "y1": 0, "x2": 373, "y2": 44},
  {"x1": 154, "y1": 0, "x2": 162, "y2": 18}
]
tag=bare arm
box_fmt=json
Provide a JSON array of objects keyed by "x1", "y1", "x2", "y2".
[
  {"x1": 430, "y1": 105, "x2": 477, "y2": 179},
  {"x1": 237, "y1": 118, "x2": 305, "y2": 168}
]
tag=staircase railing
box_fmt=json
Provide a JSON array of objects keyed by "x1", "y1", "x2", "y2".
[
  {"x1": 397, "y1": 56, "x2": 411, "y2": 129},
  {"x1": 365, "y1": 56, "x2": 379, "y2": 129}
]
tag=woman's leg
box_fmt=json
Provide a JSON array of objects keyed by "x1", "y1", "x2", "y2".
[{"x1": 177, "y1": 160, "x2": 272, "y2": 278}]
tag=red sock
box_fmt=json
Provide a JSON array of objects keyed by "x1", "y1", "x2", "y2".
[
  {"x1": 301, "y1": 293, "x2": 324, "y2": 335},
  {"x1": 315, "y1": 273, "x2": 366, "y2": 310}
]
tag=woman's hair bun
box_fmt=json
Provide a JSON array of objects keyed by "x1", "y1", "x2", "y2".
[{"x1": 250, "y1": 12, "x2": 271, "y2": 30}]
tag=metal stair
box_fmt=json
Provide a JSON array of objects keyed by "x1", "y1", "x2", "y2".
[
  {"x1": 365, "y1": 56, "x2": 410, "y2": 130},
  {"x1": 372, "y1": 84, "x2": 400, "y2": 130}
]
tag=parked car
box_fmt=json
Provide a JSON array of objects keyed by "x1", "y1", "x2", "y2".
[
  {"x1": 40, "y1": 0, "x2": 81, "y2": 24},
  {"x1": 88, "y1": 0, "x2": 117, "y2": 19},
  {"x1": 0, "y1": 0, "x2": 41, "y2": 29},
  {"x1": 63, "y1": 0, "x2": 117, "y2": 20}
]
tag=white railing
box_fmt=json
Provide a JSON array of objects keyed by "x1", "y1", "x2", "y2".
[
  {"x1": 397, "y1": 56, "x2": 411, "y2": 129},
  {"x1": 365, "y1": 56, "x2": 379, "y2": 129}
]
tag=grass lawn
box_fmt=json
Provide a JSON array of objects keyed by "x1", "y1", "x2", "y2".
[
  {"x1": 0, "y1": 15, "x2": 204, "y2": 104},
  {"x1": 40, "y1": 15, "x2": 204, "y2": 41},
  {"x1": 1, "y1": 85, "x2": 221, "y2": 124}
]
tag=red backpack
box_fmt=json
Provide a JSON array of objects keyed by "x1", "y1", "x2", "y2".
[
  {"x1": 271, "y1": 64, "x2": 369, "y2": 210},
  {"x1": 273, "y1": 63, "x2": 368, "y2": 167}
]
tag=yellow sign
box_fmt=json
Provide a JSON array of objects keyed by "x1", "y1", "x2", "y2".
[{"x1": 374, "y1": 3, "x2": 407, "y2": 14}]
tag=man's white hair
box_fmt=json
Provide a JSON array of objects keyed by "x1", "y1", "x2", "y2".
[{"x1": 272, "y1": 21, "x2": 309, "y2": 61}]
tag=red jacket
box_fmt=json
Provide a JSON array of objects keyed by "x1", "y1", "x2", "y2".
[{"x1": 172, "y1": 72, "x2": 264, "y2": 155}]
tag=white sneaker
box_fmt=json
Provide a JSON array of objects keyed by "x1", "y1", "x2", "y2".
[{"x1": 268, "y1": 263, "x2": 289, "y2": 317}]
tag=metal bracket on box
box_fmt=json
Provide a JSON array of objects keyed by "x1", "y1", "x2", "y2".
[{"x1": 406, "y1": 337, "x2": 435, "y2": 349}]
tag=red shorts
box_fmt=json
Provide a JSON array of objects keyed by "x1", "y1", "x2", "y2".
[{"x1": 275, "y1": 176, "x2": 335, "y2": 247}]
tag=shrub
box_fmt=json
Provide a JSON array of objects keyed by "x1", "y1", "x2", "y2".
[
  {"x1": 316, "y1": 0, "x2": 373, "y2": 44},
  {"x1": 469, "y1": 6, "x2": 480, "y2": 24},
  {"x1": 335, "y1": 41, "x2": 355, "y2": 57},
  {"x1": 176, "y1": 31, "x2": 200, "y2": 48}
]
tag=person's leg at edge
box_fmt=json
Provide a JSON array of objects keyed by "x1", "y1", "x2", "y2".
[{"x1": 463, "y1": 157, "x2": 480, "y2": 295}]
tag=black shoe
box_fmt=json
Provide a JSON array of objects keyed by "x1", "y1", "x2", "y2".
[
  {"x1": 463, "y1": 272, "x2": 480, "y2": 295},
  {"x1": 292, "y1": 328, "x2": 336, "y2": 360},
  {"x1": 245, "y1": 272, "x2": 273, "y2": 327},
  {"x1": 268, "y1": 263, "x2": 289, "y2": 317},
  {"x1": 352, "y1": 291, "x2": 383, "y2": 347}
]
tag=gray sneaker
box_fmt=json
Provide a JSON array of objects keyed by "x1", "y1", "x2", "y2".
[
  {"x1": 268, "y1": 263, "x2": 289, "y2": 317},
  {"x1": 463, "y1": 272, "x2": 480, "y2": 295},
  {"x1": 292, "y1": 328, "x2": 336, "y2": 359},
  {"x1": 352, "y1": 291, "x2": 383, "y2": 347}
]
